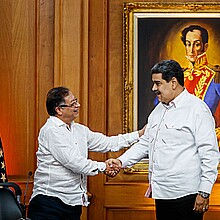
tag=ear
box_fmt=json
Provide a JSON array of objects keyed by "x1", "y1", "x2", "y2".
[
  {"x1": 171, "y1": 77, "x2": 178, "y2": 89},
  {"x1": 204, "y1": 43, "x2": 208, "y2": 52},
  {"x1": 55, "y1": 106, "x2": 63, "y2": 116}
]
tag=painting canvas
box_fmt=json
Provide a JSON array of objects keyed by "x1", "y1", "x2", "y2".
[{"x1": 123, "y1": 2, "x2": 220, "y2": 174}]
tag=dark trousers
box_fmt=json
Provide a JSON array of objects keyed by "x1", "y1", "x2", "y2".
[
  {"x1": 27, "y1": 194, "x2": 82, "y2": 220},
  {"x1": 155, "y1": 194, "x2": 203, "y2": 220}
]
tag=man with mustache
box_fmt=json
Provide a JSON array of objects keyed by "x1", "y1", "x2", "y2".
[{"x1": 107, "y1": 59, "x2": 219, "y2": 220}]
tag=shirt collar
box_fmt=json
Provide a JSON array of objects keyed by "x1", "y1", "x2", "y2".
[
  {"x1": 49, "y1": 116, "x2": 75, "y2": 128},
  {"x1": 162, "y1": 101, "x2": 175, "y2": 109},
  {"x1": 162, "y1": 88, "x2": 188, "y2": 109}
]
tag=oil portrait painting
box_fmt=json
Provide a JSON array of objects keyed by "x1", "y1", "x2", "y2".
[{"x1": 123, "y1": 2, "x2": 220, "y2": 173}]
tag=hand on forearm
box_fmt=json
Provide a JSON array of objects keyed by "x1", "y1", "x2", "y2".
[{"x1": 138, "y1": 124, "x2": 147, "y2": 137}]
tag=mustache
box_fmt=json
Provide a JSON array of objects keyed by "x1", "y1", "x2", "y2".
[{"x1": 153, "y1": 90, "x2": 161, "y2": 95}]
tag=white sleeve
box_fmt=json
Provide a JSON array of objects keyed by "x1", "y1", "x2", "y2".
[
  {"x1": 45, "y1": 128, "x2": 106, "y2": 176},
  {"x1": 87, "y1": 130, "x2": 140, "y2": 152},
  {"x1": 118, "y1": 133, "x2": 149, "y2": 168}
]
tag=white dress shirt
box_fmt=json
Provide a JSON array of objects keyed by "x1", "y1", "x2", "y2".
[
  {"x1": 118, "y1": 89, "x2": 219, "y2": 199},
  {"x1": 31, "y1": 116, "x2": 139, "y2": 206}
]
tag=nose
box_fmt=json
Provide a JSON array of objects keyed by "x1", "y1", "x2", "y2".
[
  {"x1": 189, "y1": 44, "x2": 195, "y2": 54},
  {"x1": 152, "y1": 83, "x2": 157, "y2": 92}
]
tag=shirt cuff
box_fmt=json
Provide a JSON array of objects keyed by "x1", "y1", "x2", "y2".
[
  {"x1": 117, "y1": 156, "x2": 126, "y2": 168},
  {"x1": 199, "y1": 180, "x2": 213, "y2": 194},
  {"x1": 97, "y1": 162, "x2": 106, "y2": 173},
  {"x1": 131, "y1": 131, "x2": 140, "y2": 140}
]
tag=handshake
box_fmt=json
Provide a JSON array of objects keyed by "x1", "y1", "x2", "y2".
[
  {"x1": 101, "y1": 125, "x2": 146, "y2": 177},
  {"x1": 103, "y1": 159, "x2": 122, "y2": 177}
]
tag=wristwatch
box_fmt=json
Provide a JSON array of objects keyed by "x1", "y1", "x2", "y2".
[{"x1": 198, "y1": 191, "x2": 210, "y2": 199}]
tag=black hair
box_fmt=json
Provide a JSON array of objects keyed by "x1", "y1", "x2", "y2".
[
  {"x1": 46, "y1": 86, "x2": 70, "y2": 116},
  {"x1": 181, "y1": 25, "x2": 208, "y2": 45},
  {"x1": 151, "y1": 60, "x2": 184, "y2": 86}
]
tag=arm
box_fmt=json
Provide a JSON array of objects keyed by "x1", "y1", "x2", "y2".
[
  {"x1": 45, "y1": 128, "x2": 106, "y2": 176},
  {"x1": 194, "y1": 104, "x2": 219, "y2": 193},
  {"x1": 86, "y1": 125, "x2": 146, "y2": 153},
  {"x1": 117, "y1": 132, "x2": 149, "y2": 168},
  {"x1": 105, "y1": 131, "x2": 149, "y2": 177}
]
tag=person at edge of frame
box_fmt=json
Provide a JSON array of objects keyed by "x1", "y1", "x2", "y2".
[{"x1": 107, "y1": 59, "x2": 220, "y2": 220}]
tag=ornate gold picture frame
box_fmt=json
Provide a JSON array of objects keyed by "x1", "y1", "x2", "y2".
[{"x1": 123, "y1": 2, "x2": 220, "y2": 174}]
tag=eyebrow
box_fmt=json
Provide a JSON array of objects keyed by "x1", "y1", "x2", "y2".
[
  {"x1": 186, "y1": 40, "x2": 201, "y2": 43},
  {"x1": 152, "y1": 80, "x2": 161, "y2": 83},
  {"x1": 70, "y1": 98, "x2": 77, "y2": 102}
]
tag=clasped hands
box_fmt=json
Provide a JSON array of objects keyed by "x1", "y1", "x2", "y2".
[
  {"x1": 103, "y1": 125, "x2": 146, "y2": 177},
  {"x1": 104, "y1": 159, "x2": 122, "y2": 177}
]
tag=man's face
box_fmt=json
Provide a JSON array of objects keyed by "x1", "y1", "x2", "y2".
[
  {"x1": 185, "y1": 29, "x2": 206, "y2": 62},
  {"x1": 59, "y1": 91, "x2": 80, "y2": 123},
  {"x1": 151, "y1": 73, "x2": 175, "y2": 105}
]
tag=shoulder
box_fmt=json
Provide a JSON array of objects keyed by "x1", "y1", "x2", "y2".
[
  {"x1": 185, "y1": 91, "x2": 211, "y2": 112},
  {"x1": 208, "y1": 64, "x2": 220, "y2": 83},
  {"x1": 39, "y1": 119, "x2": 62, "y2": 140},
  {"x1": 40, "y1": 118, "x2": 56, "y2": 132}
]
